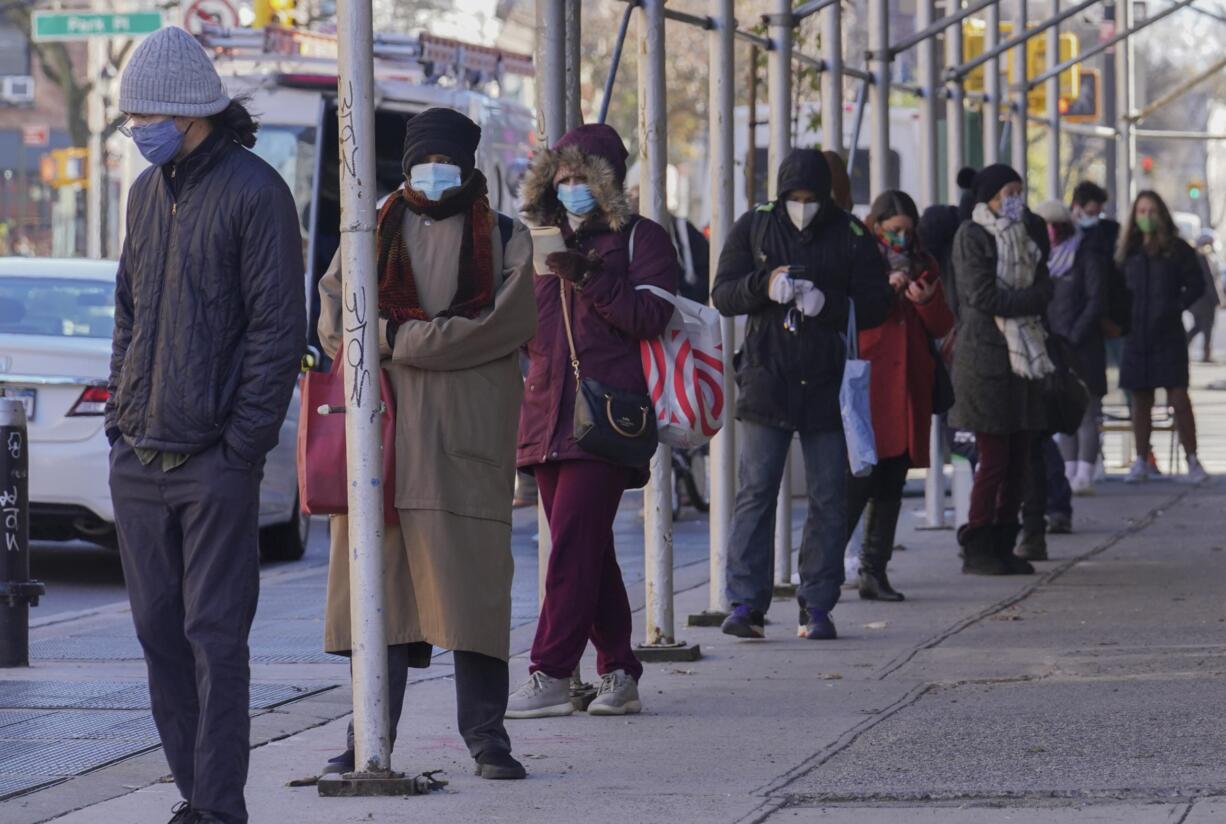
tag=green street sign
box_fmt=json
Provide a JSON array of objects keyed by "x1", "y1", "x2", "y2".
[{"x1": 31, "y1": 11, "x2": 163, "y2": 42}]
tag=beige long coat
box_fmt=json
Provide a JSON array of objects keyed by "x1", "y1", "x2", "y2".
[{"x1": 319, "y1": 201, "x2": 536, "y2": 661}]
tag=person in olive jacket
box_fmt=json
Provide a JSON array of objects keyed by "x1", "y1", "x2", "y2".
[
  {"x1": 949, "y1": 164, "x2": 1053, "y2": 578},
  {"x1": 1118, "y1": 191, "x2": 1208, "y2": 484},
  {"x1": 712, "y1": 149, "x2": 891, "y2": 642},
  {"x1": 105, "y1": 28, "x2": 305, "y2": 824}
]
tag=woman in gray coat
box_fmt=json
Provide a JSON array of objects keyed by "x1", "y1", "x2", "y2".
[{"x1": 949, "y1": 164, "x2": 1053, "y2": 576}]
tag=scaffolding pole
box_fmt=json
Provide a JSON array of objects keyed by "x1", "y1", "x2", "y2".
[
  {"x1": 1010, "y1": 0, "x2": 1028, "y2": 180},
  {"x1": 536, "y1": 0, "x2": 566, "y2": 146},
  {"x1": 820, "y1": 0, "x2": 843, "y2": 153},
  {"x1": 983, "y1": 1, "x2": 1001, "y2": 165},
  {"x1": 1114, "y1": 0, "x2": 1132, "y2": 221},
  {"x1": 917, "y1": 0, "x2": 940, "y2": 208},
  {"x1": 701, "y1": 0, "x2": 736, "y2": 622},
  {"x1": 946, "y1": 0, "x2": 966, "y2": 200},
  {"x1": 1046, "y1": 0, "x2": 1061, "y2": 200},
  {"x1": 768, "y1": 0, "x2": 795, "y2": 596},
  {"x1": 868, "y1": 0, "x2": 891, "y2": 198},
  {"x1": 637, "y1": 0, "x2": 697, "y2": 662},
  {"x1": 564, "y1": 0, "x2": 582, "y2": 131}
]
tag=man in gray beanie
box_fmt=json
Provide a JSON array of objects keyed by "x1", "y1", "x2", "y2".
[{"x1": 107, "y1": 26, "x2": 304, "y2": 824}]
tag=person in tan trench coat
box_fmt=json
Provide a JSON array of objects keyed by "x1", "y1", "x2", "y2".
[{"x1": 316, "y1": 108, "x2": 536, "y2": 780}]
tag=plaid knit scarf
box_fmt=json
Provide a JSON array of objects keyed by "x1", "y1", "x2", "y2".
[{"x1": 376, "y1": 170, "x2": 494, "y2": 323}]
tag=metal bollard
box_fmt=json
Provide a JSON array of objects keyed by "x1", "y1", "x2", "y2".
[{"x1": 0, "y1": 399, "x2": 44, "y2": 668}]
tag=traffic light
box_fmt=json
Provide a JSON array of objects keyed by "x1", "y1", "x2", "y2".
[
  {"x1": 1188, "y1": 181, "x2": 1204, "y2": 200},
  {"x1": 1141, "y1": 155, "x2": 1154, "y2": 175},
  {"x1": 1062, "y1": 69, "x2": 1101, "y2": 123}
]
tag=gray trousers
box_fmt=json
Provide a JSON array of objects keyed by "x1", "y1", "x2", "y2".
[
  {"x1": 725, "y1": 421, "x2": 847, "y2": 615},
  {"x1": 109, "y1": 440, "x2": 263, "y2": 824},
  {"x1": 344, "y1": 643, "x2": 512, "y2": 761}
]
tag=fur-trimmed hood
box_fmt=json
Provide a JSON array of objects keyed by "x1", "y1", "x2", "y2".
[{"x1": 519, "y1": 133, "x2": 634, "y2": 233}]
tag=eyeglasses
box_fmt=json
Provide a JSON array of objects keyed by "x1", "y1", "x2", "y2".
[
  {"x1": 116, "y1": 115, "x2": 169, "y2": 138},
  {"x1": 116, "y1": 117, "x2": 134, "y2": 138}
]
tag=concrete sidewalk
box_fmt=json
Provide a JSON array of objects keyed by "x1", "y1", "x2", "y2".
[{"x1": 7, "y1": 474, "x2": 1225, "y2": 824}]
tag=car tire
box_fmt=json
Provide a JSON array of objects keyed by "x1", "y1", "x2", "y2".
[{"x1": 260, "y1": 497, "x2": 310, "y2": 563}]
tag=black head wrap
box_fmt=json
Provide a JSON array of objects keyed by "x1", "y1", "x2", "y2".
[{"x1": 402, "y1": 107, "x2": 482, "y2": 178}]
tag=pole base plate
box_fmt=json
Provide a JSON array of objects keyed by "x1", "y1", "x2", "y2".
[
  {"x1": 772, "y1": 583, "x2": 797, "y2": 599},
  {"x1": 635, "y1": 642, "x2": 702, "y2": 663},
  {"x1": 317, "y1": 769, "x2": 446, "y2": 797},
  {"x1": 686, "y1": 610, "x2": 728, "y2": 628}
]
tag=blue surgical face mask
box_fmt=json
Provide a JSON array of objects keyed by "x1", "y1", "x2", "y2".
[
  {"x1": 408, "y1": 162, "x2": 462, "y2": 201},
  {"x1": 132, "y1": 118, "x2": 186, "y2": 167},
  {"x1": 557, "y1": 183, "x2": 597, "y2": 216},
  {"x1": 1076, "y1": 214, "x2": 1100, "y2": 230},
  {"x1": 1001, "y1": 193, "x2": 1026, "y2": 223}
]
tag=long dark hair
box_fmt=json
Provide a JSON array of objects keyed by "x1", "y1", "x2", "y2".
[
  {"x1": 1117, "y1": 189, "x2": 1177, "y2": 265},
  {"x1": 866, "y1": 190, "x2": 930, "y2": 278},
  {"x1": 210, "y1": 95, "x2": 259, "y2": 149}
]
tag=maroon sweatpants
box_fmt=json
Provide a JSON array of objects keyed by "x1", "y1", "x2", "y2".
[
  {"x1": 968, "y1": 431, "x2": 1033, "y2": 531},
  {"x1": 530, "y1": 460, "x2": 644, "y2": 682}
]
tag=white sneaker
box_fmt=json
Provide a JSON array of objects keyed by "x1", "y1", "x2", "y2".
[
  {"x1": 587, "y1": 669, "x2": 642, "y2": 716},
  {"x1": 505, "y1": 671, "x2": 574, "y2": 719},
  {"x1": 1186, "y1": 455, "x2": 1210, "y2": 484},
  {"x1": 1125, "y1": 457, "x2": 1149, "y2": 484},
  {"x1": 1072, "y1": 462, "x2": 1096, "y2": 495}
]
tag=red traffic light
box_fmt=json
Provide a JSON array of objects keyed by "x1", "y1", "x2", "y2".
[{"x1": 1141, "y1": 155, "x2": 1154, "y2": 174}]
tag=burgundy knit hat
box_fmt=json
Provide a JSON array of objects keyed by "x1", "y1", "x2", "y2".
[{"x1": 553, "y1": 123, "x2": 630, "y2": 185}]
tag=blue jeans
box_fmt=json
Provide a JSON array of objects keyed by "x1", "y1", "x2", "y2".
[{"x1": 725, "y1": 420, "x2": 847, "y2": 615}]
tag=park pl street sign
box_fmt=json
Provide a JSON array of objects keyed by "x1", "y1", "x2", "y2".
[{"x1": 31, "y1": 11, "x2": 163, "y2": 42}]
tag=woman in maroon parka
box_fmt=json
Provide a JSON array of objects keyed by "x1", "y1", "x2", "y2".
[{"x1": 506, "y1": 124, "x2": 679, "y2": 719}]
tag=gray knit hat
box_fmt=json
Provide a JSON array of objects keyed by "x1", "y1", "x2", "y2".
[
  {"x1": 1033, "y1": 199, "x2": 1072, "y2": 225},
  {"x1": 119, "y1": 26, "x2": 229, "y2": 117}
]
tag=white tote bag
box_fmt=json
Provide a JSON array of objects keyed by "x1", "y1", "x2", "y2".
[
  {"x1": 840, "y1": 300, "x2": 877, "y2": 478},
  {"x1": 636, "y1": 284, "x2": 726, "y2": 449}
]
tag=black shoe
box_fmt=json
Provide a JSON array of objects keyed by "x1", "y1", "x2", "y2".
[
  {"x1": 797, "y1": 607, "x2": 838, "y2": 640},
  {"x1": 858, "y1": 569, "x2": 905, "y2": 601},
  {"x1": 168, "y1": 802, "x2": 194, "y2": 824},
  {"x1": 995, "y1": 523, "x2": 1035, "y2": 574},
  {"x1": 475, "y1": 750, "x2": 527, "y2": 780},
  {"x1": 194, "y1": 813, "x2": 226, "y2": 824},
  {"x1": 720, "y1": 604, "x2": 766, "y2": 639},
  {"x1": 1015, "y1": 528, "x2": 1048, "y2": 561},
  {"x1": 323, "y1": 748, "x2": 355, "y2": 775},
  {"x1": 959, "y1": 525, "x2": 1009, "y2": 575},
  {"x1": 1047, "y1": 512, "x2": 1073, "y2": 534}
]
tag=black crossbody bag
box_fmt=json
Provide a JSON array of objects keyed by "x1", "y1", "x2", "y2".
[{"x1": 559, "y1": 278, "x2": 659, "y2": 467}]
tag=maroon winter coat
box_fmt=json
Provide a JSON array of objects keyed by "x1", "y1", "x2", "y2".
[{"x1": 515, "y1": 125, "x2": 680, "y2": 487}]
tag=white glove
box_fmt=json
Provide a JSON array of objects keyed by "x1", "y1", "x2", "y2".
[
  {"x1": 768, "y1": 270, "x2": 795, "y2": 304},
  {"x1": 794, "y1": 280, "x2": 826, "y2": 318}
]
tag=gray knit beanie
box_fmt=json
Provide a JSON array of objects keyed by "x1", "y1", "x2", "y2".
[{"x1": 119, "y1": 26, "x2": 229, "y2": 117}]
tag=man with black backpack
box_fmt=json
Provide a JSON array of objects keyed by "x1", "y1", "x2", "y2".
[{"x1": 712, "y1": 149, "x2": 891, "y2": 642}]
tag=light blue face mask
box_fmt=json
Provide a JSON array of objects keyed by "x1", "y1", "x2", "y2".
[
  {"x1": 408, "y1": 162, "x2": 462, "y2": 201},
  {"x1": 557, "y1": 183, "x2": 597, "y2": 216},
  {"x1": 132, "y1": 119, "x2": 186, "y2": 167},
  {"x1": 1001, "y1": 193, "x2": 1026, "y2": 222},
  {"x1": 1076, "y1": 214, "x2": 1100, "y2": 230}
]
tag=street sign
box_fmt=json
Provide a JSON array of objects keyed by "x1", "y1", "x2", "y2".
[
  {"x1": 21, "y1": 124, "x2": 49, "y2": 148},
  {"x1": 184, "y1": 0, "x2": 239, "y2": 35},
  {"x1": 31, "y1": 11, "x2": 163, "y2": 42}
]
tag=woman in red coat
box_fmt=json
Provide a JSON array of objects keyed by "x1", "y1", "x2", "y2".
[{"x1": 849, "y1": 190, "x2": 955, "y2": 601}]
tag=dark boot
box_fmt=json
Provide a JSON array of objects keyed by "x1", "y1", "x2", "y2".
[
  {"x1": 1015, "y1": 525, "x2": 1048, "y2": 561},
  {"x1": 958, "y1": 525, "x2": 1009, "y2": 575},
  {"x1": 995, "y1": 523, "x2": 1035, "y2": 574},
  {"x1": 858, "y1": 499, "x2": 905, "y2": 601}
]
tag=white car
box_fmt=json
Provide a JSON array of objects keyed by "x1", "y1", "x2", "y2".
[{"x1": 0, "y1": 257, "x2": 310, "y2": 561}]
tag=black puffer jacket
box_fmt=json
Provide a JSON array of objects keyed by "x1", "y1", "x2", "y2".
[
  {"x1": 1119, "y1": 238, "x2": 1203, "y2": 391},
  {"x1": 1047, "y1": 240, "x2": 1108, "y2": 397},
  {"x1": 712, "y1": 150, "x2": 891, "y2": 432},
  {"x1": 106, "y1": 134, "x2": 306, "y2": 463}
]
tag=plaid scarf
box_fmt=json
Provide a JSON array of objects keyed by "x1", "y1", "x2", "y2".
[{"x1": 376, "y1": 170, "x2": 495, "y2": 323}]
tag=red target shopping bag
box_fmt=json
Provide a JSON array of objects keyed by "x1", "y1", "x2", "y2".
[{"x1": 637, "y1": 285, "x2": 726, "y2": 449}]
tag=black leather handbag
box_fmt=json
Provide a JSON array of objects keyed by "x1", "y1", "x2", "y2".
[{"x1": 559, "y1": 279, "x2": 658, "y2": 467}]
